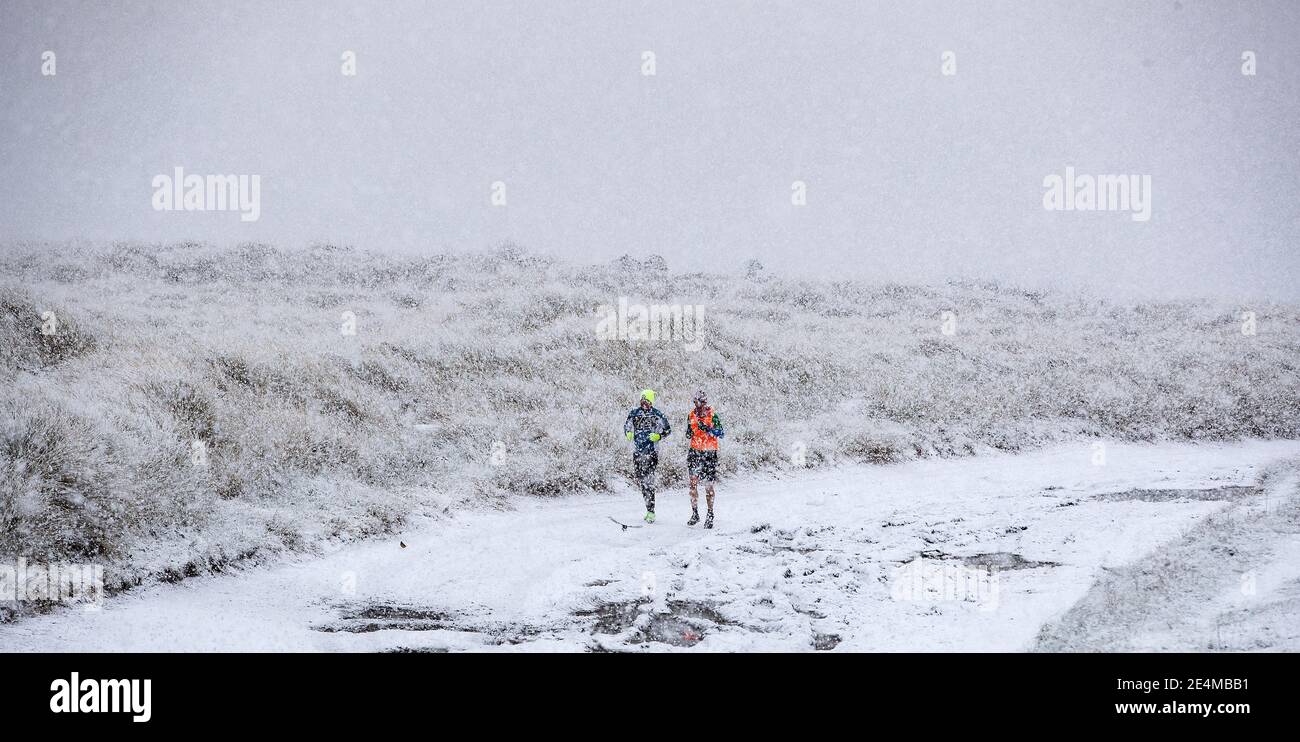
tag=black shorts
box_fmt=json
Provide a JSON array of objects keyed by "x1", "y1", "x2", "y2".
[
  {"x1": 687, "y1": 449, "x2": 719, "y2": 481},
  {"x1": 632, "y1": 450, "x2": 658, "y2": 479}
]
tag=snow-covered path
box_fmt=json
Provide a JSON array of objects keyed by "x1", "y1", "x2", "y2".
[{"x1": 4, "y1": 440, "x2": 1299, "y2": 652}]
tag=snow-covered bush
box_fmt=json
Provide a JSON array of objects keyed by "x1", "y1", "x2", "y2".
[{"x1": 2, "y1": 241, "x2": 1298, "y2": 590}]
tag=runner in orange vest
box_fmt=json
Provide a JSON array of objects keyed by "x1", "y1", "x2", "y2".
[{"x1": 685, "y1": 390, "x2": 724, "y2": 529}]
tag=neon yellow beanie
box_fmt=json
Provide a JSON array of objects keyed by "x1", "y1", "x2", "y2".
[{"x1": 640, "y1": 389, "x2": 656, "y2": 404}]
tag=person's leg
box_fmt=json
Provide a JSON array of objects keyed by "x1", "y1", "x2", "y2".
[
  {"x1": 643, "y1": 451, "x2": 658, "y2": 514},
  {"x1": 634, "y1": 453, "x2": 653, "y2": 512},
  {"x1": 702, "y1": 452, "x2": 717, "y2": 528},
  {"x1": 687, "y1": 473, "x2": 701, "y2": 525}
]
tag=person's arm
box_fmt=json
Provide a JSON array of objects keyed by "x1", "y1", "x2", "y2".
[
  {"x1": 624, "y1": 410, "x2": 635, "y2": 440},
  {"x1": 648, "y1": 410, "x2": 669, "y2": 442}
]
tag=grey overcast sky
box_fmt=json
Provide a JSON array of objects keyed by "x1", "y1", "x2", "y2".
[{"x1": 2, "y1": 0, "x2": 1298, "y2": 300}]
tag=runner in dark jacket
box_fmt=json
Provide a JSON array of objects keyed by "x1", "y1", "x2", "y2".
[{"x1": 624, "y1": 389, "x2": 671, "y2": 522}]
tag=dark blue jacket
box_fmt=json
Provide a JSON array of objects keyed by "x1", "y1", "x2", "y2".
[{"x1": 624, "y1": 406, "x2": 671, "y2": 454}]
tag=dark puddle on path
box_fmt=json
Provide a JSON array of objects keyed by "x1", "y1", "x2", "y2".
[
  {"x1": 314, "y1": 603, "x2": 542, "y2": 647},
  {"x1": 812, "y1": 633, "x2": 842, "y2": 650},
  {"x1": 315, "y1": 604, "x2": 454, "y2": 633},
  {"x1": 1095, "y1": 485, "x2": 1260, "y2": 503},
  {"x1": 962, "y1": 552, "x2": 1060, "y2": 571},
  {"x1": 920, "y1": 550, "x2": 1061, "y2": 570},
  {"x1": 576, "y1": 599, "x2": 841, "y2": 651},
  {"x1": 575, "y1": 599, "x2": 735, "y2": 648}
]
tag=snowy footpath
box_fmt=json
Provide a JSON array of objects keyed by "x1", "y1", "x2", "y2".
[{"x1": 4, "y1": 440, "x2": 1299, "y2": 652}]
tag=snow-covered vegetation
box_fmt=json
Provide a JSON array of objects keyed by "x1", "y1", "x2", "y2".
[
  {"x1": 1035, "y1": 452, "x2": 1300, "y2": 651},
  {"x1": 3, "y1": 241, "x2": 1299, "y2": 591}
]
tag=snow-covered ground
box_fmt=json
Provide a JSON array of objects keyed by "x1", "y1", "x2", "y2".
[{"x1": 3, "y1": 439, "x2": 1298, "y2": 652}]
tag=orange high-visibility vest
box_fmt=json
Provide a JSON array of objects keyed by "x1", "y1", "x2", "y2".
[{"x1": 688, "y1": 408, "x2": 719, "y2": 451}]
